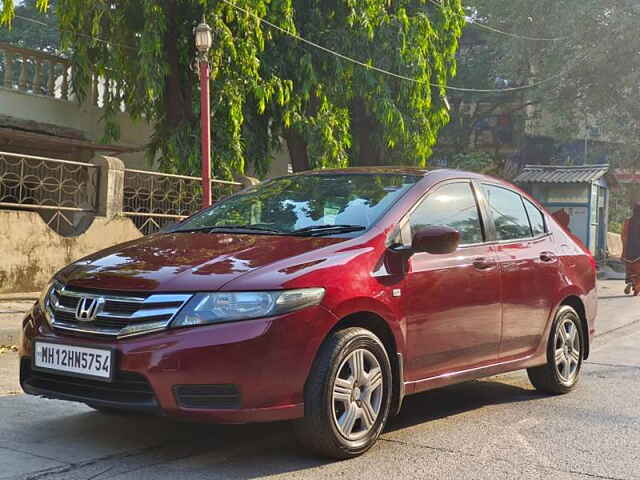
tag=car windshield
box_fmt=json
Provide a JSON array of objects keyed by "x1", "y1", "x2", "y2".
[{"x1": 175, "y1": 173, "x2": 421, "y2": 235}]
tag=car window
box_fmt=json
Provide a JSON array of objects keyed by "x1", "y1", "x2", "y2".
[
  {"x1": 176, "y1": 174, "x2": 420, "y2": 234},
  {"x1": 410, "y1": 182, "x2": 484, "y2": 245},
  {"x1": 482, "y1": 184, "x2": 532, "y2": 241},
  {"x1": 523, "y1": 199, "x2": 546, "y2": 236}
]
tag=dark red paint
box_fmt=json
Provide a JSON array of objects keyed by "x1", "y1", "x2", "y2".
[{"x1": 20, "y1": 168, "x2": 597, "y2": 423}]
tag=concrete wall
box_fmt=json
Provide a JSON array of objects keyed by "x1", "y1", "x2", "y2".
[
  {"x1": 608, "y1": 232, "x2": 623, "y2": 259},
  {"x1": 0, "y1": 87, "x2": 152, "y2": 169},
  {"x1": 0, "y1": 210, "x2": 142, "y2": 293}
]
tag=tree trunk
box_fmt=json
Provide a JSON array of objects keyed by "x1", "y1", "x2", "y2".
[
  {"x1": 284, "y1": 129, "x2": 310, "y2": 172},
  {"x1": 163, "y1": 0, "x2": 192, "y2": 129},
  {"x1": 350, "y1": 98, "x2": 383, "y2": 166}
]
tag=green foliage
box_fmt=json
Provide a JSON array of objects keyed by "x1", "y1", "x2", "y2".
[
  {"x1": 447, "y1": 151, "x2": 499, "y2": 174},
  {"x1": 1, "y1": 0, "x2": 465, "y2": 177},
  {"x1": 609, "y1": 184, "x2": 638, "y2": 233},
  {"x1": 1, "y1": 0, "x2": 49, "y2": 26},
  {"x1": 609, "y1": 221, "x2": 623, "y2": 235},
  {"x1": 0, "y1": 0, "x2": 59, "y2": 53},
  {"x1": 270, "y1": 0, "x2": 465, "y2": 170}
]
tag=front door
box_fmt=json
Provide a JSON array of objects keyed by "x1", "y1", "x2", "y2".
[{"x1": 404, "y1": 181, "x2": 502, "y2": 383}]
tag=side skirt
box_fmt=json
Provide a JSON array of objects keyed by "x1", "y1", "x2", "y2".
[{"x1": 403, "y1": 351, "x2": 547, "y2": 396}]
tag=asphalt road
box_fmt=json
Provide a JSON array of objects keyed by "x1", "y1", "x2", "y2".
[{"x1": 0, "y1": 281, "x2": 638, "y2": 480}]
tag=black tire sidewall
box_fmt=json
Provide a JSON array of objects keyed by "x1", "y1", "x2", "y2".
[{"x1": 323, "y1": 331, "x2": 392, "y2": 455}]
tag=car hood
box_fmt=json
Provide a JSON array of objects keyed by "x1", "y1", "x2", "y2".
[{"x1": 58, "y1": 232, "x2": 346, "y2": 292}]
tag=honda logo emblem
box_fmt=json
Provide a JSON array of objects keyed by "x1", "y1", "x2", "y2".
[{"x1": 75, "y1": 297, "x2": 104, "y2": 322}]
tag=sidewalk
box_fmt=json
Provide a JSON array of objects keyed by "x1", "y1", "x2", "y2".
[
  {"x1": 0, "y1": 295, "x2": 38, "y2": 343},
  {"x1": 0, "y1": 299, "x2": 35, "y2": 345}
]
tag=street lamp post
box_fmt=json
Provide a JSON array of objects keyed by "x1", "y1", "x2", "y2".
[{"x1": 195, "y1": 16, "x2": 213, "y2": 208}]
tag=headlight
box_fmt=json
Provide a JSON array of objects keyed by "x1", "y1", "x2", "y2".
[{"x1": 171, "y1": 288, "x2": 325, "y2": 327}]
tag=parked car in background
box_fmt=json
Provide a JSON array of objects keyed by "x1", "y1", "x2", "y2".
[{"x1": 20, "y1": 167, "x2": 597, "y2": 459}]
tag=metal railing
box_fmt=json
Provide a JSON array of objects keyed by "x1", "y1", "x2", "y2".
[
  {"x1": 123, "y1": 169, "x2": 242, "y2": 235},
  {"x1": 0, "y1": 42, "x2": 72, "y2": 100},
  {"x1": 0, "y1": 149, "x2": 245, "y2": 236},
  {"x1": 0, "y1": 151, "x2": 99, "y2": 235}
]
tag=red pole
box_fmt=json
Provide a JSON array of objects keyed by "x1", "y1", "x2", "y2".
[{"x1": 199, "y1": 59, "x2": 212, "y2": 208}]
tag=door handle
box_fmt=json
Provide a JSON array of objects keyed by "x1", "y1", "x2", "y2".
[
  {"x1": 539, "y1": 251, "x2": 557, "y2": 263},
  {"x1": 473, "y1": 257, "x2": 496, "y2": 270}
]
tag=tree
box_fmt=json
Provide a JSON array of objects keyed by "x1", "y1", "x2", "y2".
[
  {"x1": 441, "y1": 1, "x2": 640, "y2": 162},
  {"x1": 0, "y1": 0, "x2": 59, "y2": 53},
  {"x1": 1, "y1": 0, "x2": 465, "y2": 177},
  {"x1": 265, "y1": 0, "x2": 465, "y2": 172},
  {"x1": 444, "y1": 1, "x2": 640, "y2": 231}
]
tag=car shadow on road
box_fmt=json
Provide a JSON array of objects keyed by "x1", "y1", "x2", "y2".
[
  {"x1": 387, "y1": 377, "x2": 547, "y2": 432},
  {"x1": 188, "y1": 377, "x2": 552, "y2": 478},
  {"x1": 6, "y1": 377, "x2": 550, "y2": 479}
]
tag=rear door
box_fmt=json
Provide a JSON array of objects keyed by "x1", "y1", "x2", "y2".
[
  {"x1": 404, "y1": 181, "x2": 502, "y2": 382},
  {"x1": 480, "y1": 184, "x2": 557, "y2": 359}
]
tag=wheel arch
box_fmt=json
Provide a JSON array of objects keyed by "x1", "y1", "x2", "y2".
[
  {"x1": 559, "y1": 295, "x2": 590, "y2": 359},
  {"x1": 311, "y1": 311, "x2": 405, "y2": 417}
]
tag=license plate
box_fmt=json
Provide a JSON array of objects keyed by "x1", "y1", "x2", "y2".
[{"x1": 33, "y1": 341, "x2": 114, "y2": 382}]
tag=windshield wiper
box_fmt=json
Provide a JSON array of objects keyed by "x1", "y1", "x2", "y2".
[
  {"x1": 174, "y1": 225, "x2": 285, "y2": 235},
  {"x1": 292, "y1": 224, "x2": 366, "y2": 236}
]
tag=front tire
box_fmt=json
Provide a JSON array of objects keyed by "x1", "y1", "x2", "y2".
[
  {"x1": 527, "y1": 305, "x2": 584, "y2": 394},
  {"x1": 295, "y1": 327, "x2": 393, "y2": 459}
]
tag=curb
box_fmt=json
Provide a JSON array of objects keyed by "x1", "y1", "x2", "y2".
[{"x1": 0, "y1": 293, "x2": 39, "y2": 302}]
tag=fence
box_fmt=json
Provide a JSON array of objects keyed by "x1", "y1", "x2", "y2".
[
  {"x1": 0, "y1": 152, "x2": 244, "y2": 236},
  {"x1": 0, "y1": 151, "x2": 98, "y2": 236},
  {"x1": 123, "y1": 169, "x2": 241, "y2": 234}
]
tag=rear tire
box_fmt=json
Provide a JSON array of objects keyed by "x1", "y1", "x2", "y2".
[
  {"x1": 294, "y1": 327, "x2": 392, "y2": 459},
  {"x1": 527, "y1": 305, "x2": 584, "y2": 394}
]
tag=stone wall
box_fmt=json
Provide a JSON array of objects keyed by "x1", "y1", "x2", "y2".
[{"x1": 0, "y1": 210, "x2": 142, "y2": 293}]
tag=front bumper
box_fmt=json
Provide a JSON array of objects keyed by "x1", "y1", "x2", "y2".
[{"x1": 20, "y1": 303, "x2": 337, "y2": 423}]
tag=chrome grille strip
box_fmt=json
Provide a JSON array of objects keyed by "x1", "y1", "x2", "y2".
[
  {"x1": 47, "y1": 284, "x2": 192, "y2": 339},
  {"x1": 97, "y1": 308, "x2": 183, "y2": 320},
  {"x1": 58, "y1": 287, "x2": 147, "y2": 303}
]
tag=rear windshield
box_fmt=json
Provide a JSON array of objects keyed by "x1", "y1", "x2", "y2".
[{"x1": 177, "y1": 173, "x2": 420, "y2": 234}]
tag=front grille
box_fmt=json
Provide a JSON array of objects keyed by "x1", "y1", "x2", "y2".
[
  {"x1": 53, "y1": 310, "x2": 173, "y2": 331},
  {"x1": 46, "y1": 284, "x2": 192, "y2": 339},
  {"x1": 21, "y1": 358, "x2": 158, "y2": 409},
  {"x1": 174, "y1": 384, "x2": 241, "y2": 409}
]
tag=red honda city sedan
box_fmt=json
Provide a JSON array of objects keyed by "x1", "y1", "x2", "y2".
[{"x1": 20, "y1": 168, "x2": 597, "y2": 458}]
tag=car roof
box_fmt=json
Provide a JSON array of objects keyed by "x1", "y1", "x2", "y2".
[
  {"x1": 289, "y1": 166, "x2": 509, "y2": 185},
  {"x1": 289, "y1": 166, "x2": 428, "y2": 176}
]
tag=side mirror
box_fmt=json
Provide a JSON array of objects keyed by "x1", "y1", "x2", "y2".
[{"x1": 412, "y1": 226, "x2": 460, "y2": 254}]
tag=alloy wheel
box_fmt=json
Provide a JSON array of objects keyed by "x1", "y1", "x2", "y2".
[
  {"x1": 554, "y1": 316, "x2": 581, "y2": 384},
  {"x1": 331, "y1": 348, "x2": 384, "y2": 441}
]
